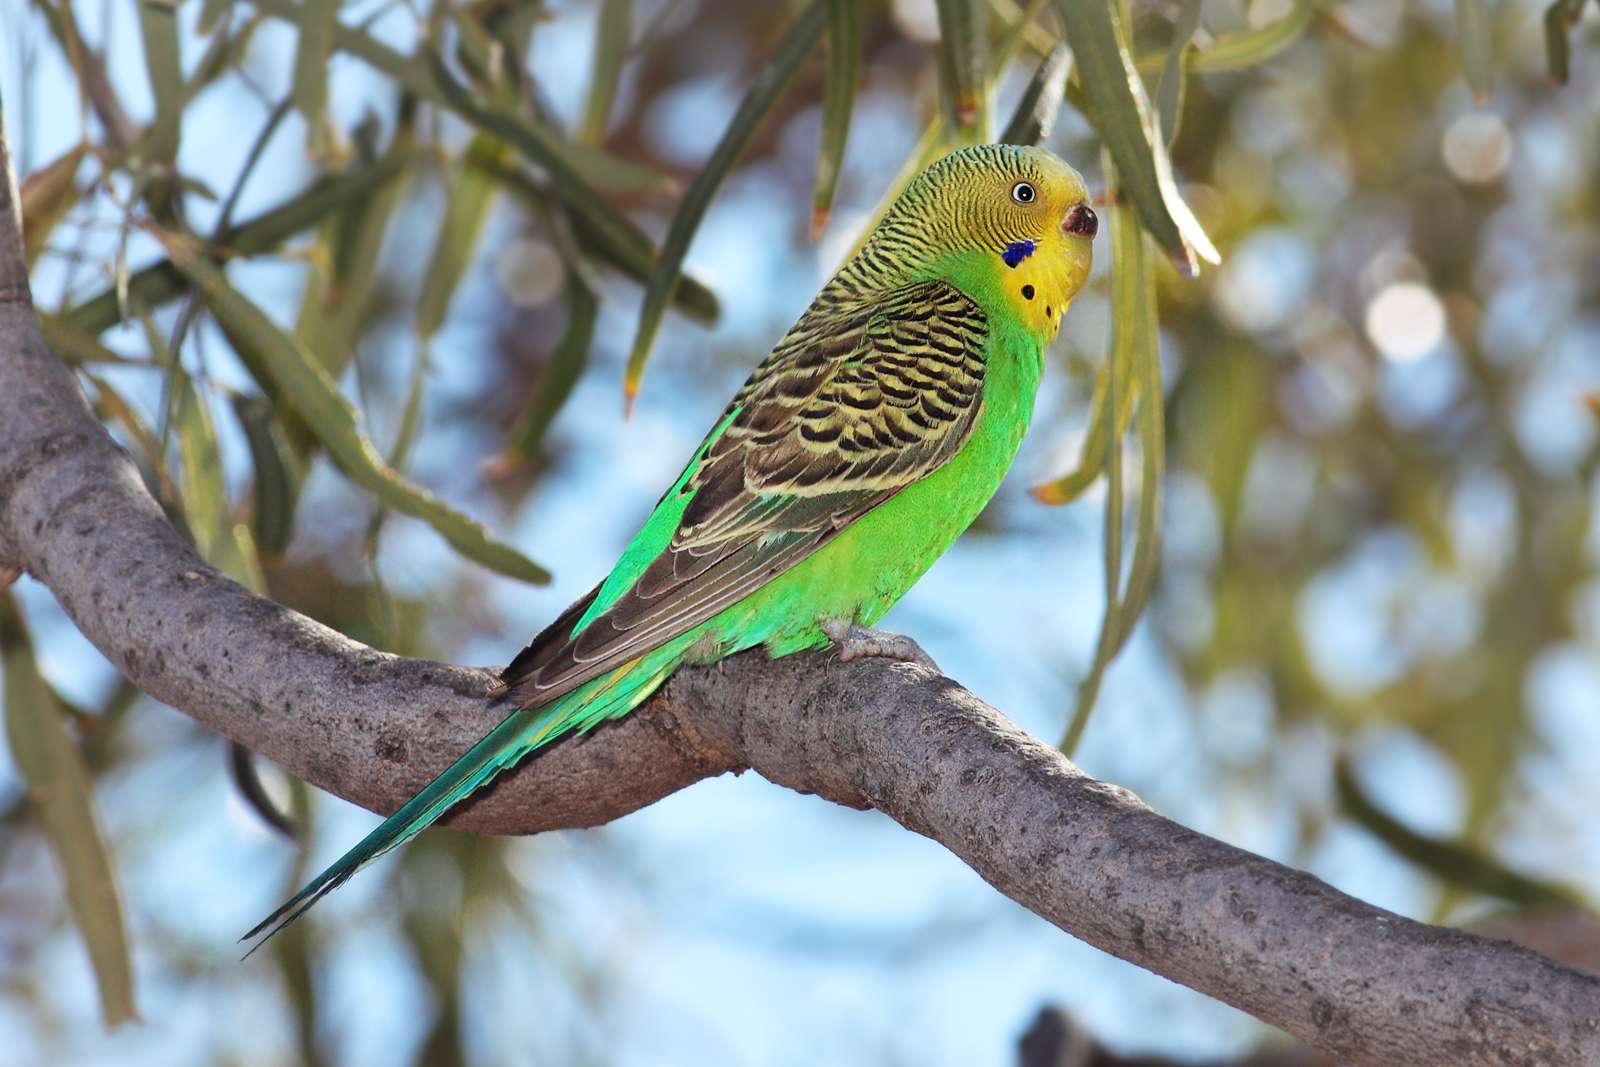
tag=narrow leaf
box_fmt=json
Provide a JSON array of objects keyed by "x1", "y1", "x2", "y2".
[
  {"x1": 1060, "y1": 176, "x2": 1158, "y2": 756},
  {"x1": 296, "y1": 129, "x2": 417, "y2": 375},
  {"x1": 65, "y1": 155, "x2": 412, "y2": 335},
  {"x1": 82, "y1": 371, "x2": 166, "y2": 477},
  {"x1": 0, "y1": 596, "x2": 137, "y2": 1027},
  {"x1": 934, "y1": 0, "x2": 988, "y2": 144},
  {"x1": 1137, "y1": 0, "x2": 1314, "y2": 75},
  {"x1": 475, "y1": 154, "x2": 720, "y2": 324},
  {"x1": 1544, "y1": 0, "x2": 1588, "y2": 84},
  {"x1": 624, "y1": 1, "x2": 826, "y2": 407},
  {"x1": 1110, "y1": 242, "x2": 1162, "y2": 652},
  {"x1": 811, "y1": 0, "x2": 861, "y2": 238},
  {"x1": 251, "y1": 0, "x2": 670, "y2": 196},
  {"x1": 39, "y1": 316, "x2": 147, "y2": 366},
  {"x1": 1155, "y1": 0, "x2": 1201, "y2": 148},
  {"x1": 1055, "y1": 0, "x2": 1219, "y2": 272},
  {"x1": 136, "y1": 0, "x2": 183, "y2": 170},
  {"x1": 579, "y1": 0, "x2": 632, "y2": 145},
  {"x1": 174, "y1": 379, "x2": 228, "y2": 561},
  {"x1": 998, "y1": 43, "x2": 1070, "y2": 146},
  {"x1": 1336, "y1": 757, "x2": 1585, "y2": 909},
  {"x1": 1030, "y1": 357, "x2": 1137, "y2": 505},
  {"x1": 19, "y1": 142, "x2": 88, "y2": 267},
  {"x1": 362, "y1": 341, "x2": 432, "y2": 555},
  {"x1": 1062, "y1": 322, "x2": 1125, "y2": 758},
  {"x1": 199, "y1": 0, "x2": 233, "y2": 35},
  {"x1": 501, "y1": 270, "x2": 599, "y2": 462},
  {"x1": 417, "y1": 135, "x2": 507, "y2": 341},
  {"x1": 292, "y1": 0, "x2": 338, "y2": 149},
  {"x1": 172, "y1": 251, "x2": 552, "y2": 584},
  {"x1": 231, "y1": 394, "x2": 301, "y2": 557},
  {"x1": 1456, "y1": 0, "x2": 1494, "y2": 101}
]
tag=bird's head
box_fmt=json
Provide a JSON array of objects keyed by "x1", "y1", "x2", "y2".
[{"x1": 852, "y1": 144, "x2": 1097, "y2": 340}]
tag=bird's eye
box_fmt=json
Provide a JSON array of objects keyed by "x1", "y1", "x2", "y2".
[{"x1": 1011, "y1": 181, "x2": 1037, "y2": 204}]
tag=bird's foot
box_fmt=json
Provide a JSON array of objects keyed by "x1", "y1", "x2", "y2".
[{"x1": 818, "y1": 618, "x2": 939, "y2": 672}]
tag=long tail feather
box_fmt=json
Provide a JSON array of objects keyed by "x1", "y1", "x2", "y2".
[
  {"x1": 241, "y1": 651, "x2": 681, "y2": 956},
  {"x1": 241, "y1": 700, "x2": 564, "y2": 955}
]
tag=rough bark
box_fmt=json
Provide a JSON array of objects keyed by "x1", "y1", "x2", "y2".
[{"x1": 1, "y1": 114, "x2": 1597, "y2": 1066}]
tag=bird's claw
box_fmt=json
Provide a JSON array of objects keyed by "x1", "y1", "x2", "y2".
[{"x1": 819, "y1": 618, "x2": 939, "y2": 672}]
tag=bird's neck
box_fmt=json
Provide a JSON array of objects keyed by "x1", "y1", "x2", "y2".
[{"x1": 930, "y1": 237, "x2": 1085, "y2": 348}]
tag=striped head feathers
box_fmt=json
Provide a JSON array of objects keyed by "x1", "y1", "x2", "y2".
[{"x1": 842, "y1": 144, "x2": 1097, "y2": 341}]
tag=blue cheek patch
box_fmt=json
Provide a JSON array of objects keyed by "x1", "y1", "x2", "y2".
[{"x1": 1001, "y1": 240, "x2": 1036, "y2": 268}]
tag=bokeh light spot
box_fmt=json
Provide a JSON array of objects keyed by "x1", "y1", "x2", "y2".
[
  {"x1": 1442, "y1": 113, "x2": 1513, "y2": 185},
  {"x1": 495, "y1": 238, "x2": 563, "y2": 309},
  {"x1": 1364, "y1": 283, "x2": 1445, "y2": 362}
]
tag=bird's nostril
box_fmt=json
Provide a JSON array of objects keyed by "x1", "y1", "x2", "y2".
[{"x1": 1064, "y1": 204, "x2": 1098, "y2": 238}]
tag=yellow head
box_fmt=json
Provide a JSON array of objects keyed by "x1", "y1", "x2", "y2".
[{"x1": 846, "y1": 144, "x2": 1097, "y2": 342}]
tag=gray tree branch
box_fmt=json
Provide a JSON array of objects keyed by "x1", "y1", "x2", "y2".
[{"x1": 1, "y1": 114, "x2": 1596, "y2": 1067}]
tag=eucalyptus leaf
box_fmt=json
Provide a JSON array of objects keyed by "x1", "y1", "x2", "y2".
[
  {"x1": 172, "y1": 250, "x2": 552, "y2": 584},
  {"x1": 579, "y1": 0, "x2": 632, "y2": 145},
  {"x1": 417, "y1": 135, "x2": 508, "y2": 342},
  {"x1": 1054, "y1": 0, "x2": 1219, "y2": 272},
  {"x1": 623, "y1": 0, "x2": 826, "y2": 407},
  {"x1": 812, "y1": 0, "x2": 861, "y2": 238},
  {"x1": 0, "y1": 597, "x2": 137, "y2": 1028},
  {"x1": 934, "y1": 0, "x2": 989, "y2": 144}
]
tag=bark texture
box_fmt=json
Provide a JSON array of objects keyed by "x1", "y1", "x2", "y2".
[{"x1": 1, "y1": 115, "x2": 1597, "y2": 1066}]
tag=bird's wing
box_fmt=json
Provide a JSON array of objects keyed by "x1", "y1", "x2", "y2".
[{"x1": 500, "y1": 279, "x2": 988, "y2": 705}]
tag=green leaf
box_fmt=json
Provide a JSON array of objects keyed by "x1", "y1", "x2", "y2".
[
  {"x1": 1062, "y1": 322, "x2": 1125, "y2": 757},
  {"x1": 0, "y1": 595, "x2": 137, "y2": 1028},
  {"x1": 81, "y1": 371, "x2": 166, "y2": 479},
  {"x1": 1543, "y1": 0, "x2": 1588, "y2": 85},
  {"x1": 40, "y1": 316, "x2": 146, "y2": 366},
  {"x1": 136, "y1": 0, "x2": 183, "y2": 170},
  {"x1": 501, "y1": 270, "x2": 599, "y2": 463},
  {"x1": 291, "y1": 0, "x2": 337, "y2": 150},
  {"x1": 65, "y1": 154, "x2": 413, "y2": 335},
  {"x1": 1030, "y1": 357, "x2": 1137, "y2": 505},
  {"x1": 934, "y1": 0, "x2": 989, "y2": 145},
  {"x1": 811, "y1": 0, "x2": 861, "y2": 238},
  {"x1": 1060, "y1": 180, "x2": 1158, "y2": 756},
  {"x1": 1055, "y1": 0, "x2": 1218, "y2": 273},
  {"x1": 1110, "y1": 241, "x2": 1163, "y2": 654},
  {"x1": 1155, "y1": 0, "x2": 1201, "y2": 148},
  {"x1": 251, "y1": 0, "x2": 669, "y2": 196},
  {"x1": 1456, "y1": 0, "x2": 1494, "y2": 101},
  {"x1": 19, "y1": 141, "x2": 88, "y2": 267},
  {"x1": 624, "y1": 0, "x2": 826, "y2": 407},
  {"x1": 171, "y1": 249, "x2": 552, "y2": 584},
  {"x1": 1140, "y1": 0, "x2": 1314, "y2": 74},
  {"x1": 231, "y1": 394, "x2": 301, "y2": 557},
  {"x1": 295, "y1": 127, "x2": 417, "y2": 375},
  {"x1": 1335, "y1": 756, "x2": 1586, "y2": 910},
  {"x1": 477, "y1": 154, "x2": 720, "y2": 324},
  {"x1": 998, "y1": 43, "x2": 1070, "y2": 146},
  {"x1": 174, "y1": 378, "x2": 228, "y2": 561},
  {"x1": 579, "y1": 0, "x2": 632, "y2": 146},
  {"x1": 415, "y1": 44, "x2": 707, "y2": 317},
  {"x1": 199, "y1": 0, "x2": 233, "y2": 35},
  {"x1": 416, "y1": 135, "x2": 508, "y2": 342}
]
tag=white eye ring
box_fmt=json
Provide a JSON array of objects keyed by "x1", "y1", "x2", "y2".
[{"x1": 1011, "y1": 181, "x2": 1037, "y2": 204}]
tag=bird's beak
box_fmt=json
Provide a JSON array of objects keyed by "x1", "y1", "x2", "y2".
[{"x1": 1062, "y1": 203, "x2": 1099, "y2": 239}]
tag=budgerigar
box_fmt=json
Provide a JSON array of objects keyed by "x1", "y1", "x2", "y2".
[{"x1": 245, "y1": 144, "x2": 1098, "y2": 947}]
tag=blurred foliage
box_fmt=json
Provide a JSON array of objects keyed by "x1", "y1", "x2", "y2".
[{"x1": 3, "y1": 0, "x2": 1600, "y2": 1063}]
